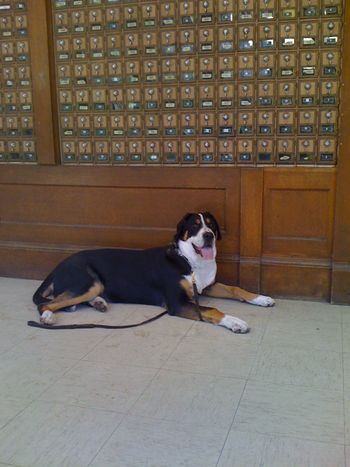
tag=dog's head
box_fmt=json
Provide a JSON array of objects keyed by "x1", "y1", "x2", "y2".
[{"x1": 174, "y1": 212, "x2": 221, "y2": 262}]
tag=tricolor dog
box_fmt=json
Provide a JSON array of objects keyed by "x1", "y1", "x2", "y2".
[{"x1": 33, "y1": 212, "x2": 274, "y2": 332}]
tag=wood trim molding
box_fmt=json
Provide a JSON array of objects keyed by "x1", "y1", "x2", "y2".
[
  {"x1": 331, "y1": 1, "x2": 350, "y2": 304},
  {"x1": 27, "y1": 0, "x2": 56, "y2": 164},
  {"x1": 239, "y1": 168, "x2": 263, "y2": 293}
]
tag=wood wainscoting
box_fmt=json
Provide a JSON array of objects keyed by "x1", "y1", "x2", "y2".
[{"x1": 1, "y1": 164, "x2": 345, "y2": 303}]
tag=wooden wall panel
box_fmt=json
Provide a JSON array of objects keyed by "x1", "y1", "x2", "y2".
[
  {"x1": 0, "y1": 185, "x2": 227, "y2": 247},
  {"x1": 262, "y1": 168, "x2": 336, "y2": 300},
  {"x1": 27, "y1": 0, "x2": 56, "y2": 164},
  {"x1": 261, "y1": 262, "x2": 331, "y2": 301},
  {"x1": 0, "y1": 165, "x2": 240, "y2": 282},
  {"x1": 263, "y1": 169, "x2": 336, "y2": 258},
  {"x1": 0, "y1": 165, "x2": 342, "y2": 302}
]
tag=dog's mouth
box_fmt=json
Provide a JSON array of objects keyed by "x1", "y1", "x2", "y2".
[{"x1": 192, "y1": 244, "x2": 214, "y2": 260}]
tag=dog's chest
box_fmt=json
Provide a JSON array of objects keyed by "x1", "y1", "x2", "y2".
[{"x1": 184, "y1": 262, "x2": 217, "y2": 294}]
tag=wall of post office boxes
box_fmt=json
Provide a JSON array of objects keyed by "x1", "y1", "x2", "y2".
[
  {"x1": 0, "y1": 0, "x2": 345, "y2": 165},
  {"x1": 0, "y1": 1, "x2": 35, "y2": 163}
]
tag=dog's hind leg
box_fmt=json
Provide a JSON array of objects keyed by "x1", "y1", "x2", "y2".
[
  {"x1": 40, "y1": 281, "x2": 104, "y2": 325},
  {"x1": 88, "y1": 296, "x2": 108, "y2": 312}
]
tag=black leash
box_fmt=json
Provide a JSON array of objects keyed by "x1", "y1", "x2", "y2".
[
  {"x1": 27, "y1": 310, "x2": 168, "y2": 330},
  {"x1": 191, "y1": 272, "x2": 203, "y2": 321}
]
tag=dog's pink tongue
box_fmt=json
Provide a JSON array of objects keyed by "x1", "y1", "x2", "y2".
[{"x1": 201, "y1": 247, "x2": 214, "y2": 260}]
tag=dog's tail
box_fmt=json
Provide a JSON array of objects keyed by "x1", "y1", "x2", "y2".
[{"x1": 32, "y1": 273, "x2": 54, "y2": 312}]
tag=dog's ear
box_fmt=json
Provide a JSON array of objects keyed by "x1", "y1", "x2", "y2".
[
  {"x1": 174, "y1": 213, "x2": 193, "y2": 243},
  {"x1": 203, "y1": 212, "x2": 222, "y2": 241}
]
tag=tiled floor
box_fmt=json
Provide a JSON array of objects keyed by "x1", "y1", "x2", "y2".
[{"x1": 0, "y1": 276, "x2": 349, "y2": 467}]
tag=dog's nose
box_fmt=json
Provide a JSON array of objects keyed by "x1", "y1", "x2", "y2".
[{"x1": 203, "y1": 231, "x2": 214, "y2": 241}]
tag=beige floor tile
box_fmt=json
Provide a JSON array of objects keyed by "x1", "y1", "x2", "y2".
[
  {"x1": 262, "y1": 315, "x2": 342, "y2": 352},
  {"x1": 341, "y1": 308, "x2": 350, "y2": 326},
  {"x1": 40, "y1": 360, "x2": 158, "y2": 412},
  {"x1": 217, "y1": 429, "x2": 345, "y2": 467},
  {"x1": 0, "y1": 278, "x2": 39, "y2": 321},
  {"x1": 130, "y1": 369, "x2": 245, "y2": 429},
  {"x1": 344, "y1": 353, "x2": 350, "y2": 391},
  {"x1": 0, "y1": 278, "x2": 347, "y2": 467},
  {"x1": 346, "y1": 446, "x2": 350, "y2": 466},
  {"x1": 11, "y1": 326, "x2": 111, "y2": 360},
  {"x1": 342, "y1": 311, "x2": 350, "y2": 353},
  {"x1": 233, "y1": 381, "x2": 344, "y2": 444},
  {"x1": 250, "y1": 343, "x2": 343, "y2": 390},
  {"x1": 0, "y1": 401, "x2": 123, "y2": 467},
  {"x1": 89, "y1": 415, "x2": 226, "y2": 467},
  {"x1": 271, "y1": 300, "x2": 343, "y2": 324},
  {"x1": 0, "y1": 351, "x2": 78, "y2": 401},
  {"x1": 163, "y1": 335, "x2": 258, "y2": 378},
  {"x1": 343, "y1": 397, "x2": 350, "y2": 445},
  {"x1": 118, "y1": 305, "x2": 195, "y2": 337},
  {"x1": 0, "y1": 318, "x2": 36, "y2": 354},
  {"x1": 82, "y1": 327, "x2": 183, "y2": 369},
  {"x1": 0, "y1": 399, "x2": 30, "y2": 431}
]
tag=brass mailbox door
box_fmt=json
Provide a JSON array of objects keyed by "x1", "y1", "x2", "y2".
[{"x1": 45, "y1": 0, "x2": 345, "y2": 167}]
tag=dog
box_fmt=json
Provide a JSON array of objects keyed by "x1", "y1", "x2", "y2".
[{"x1": 33, "y1": 212, "x2": 274, "y2": 332}]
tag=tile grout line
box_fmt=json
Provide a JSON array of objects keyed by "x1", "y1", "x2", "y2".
[
  {"x1": 86, "y1": 411, "x2": 128, "y2": 467},
  {"x1": 86, "y1": 321, "x2": 197, "y2": 467},
  {"x1": 214, "y1": 378, "x2": 249, "y2": 467},
  {"x1": 29, "y1": 325, "x2": 117, "y2": 403},
  {"x1": 125, "y1": 319, "x2": 196, "y2": 412},
  {"x1": 215, "y1": 305, "x2": 286, "y2": 467},
  {"x1": 215, "y1": 311, "x2": 268, "y2": 466}
]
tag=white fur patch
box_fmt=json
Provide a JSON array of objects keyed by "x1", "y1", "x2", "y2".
[
  {"x1": 219, "y1": 314, "x2": 249, "y2": 333},
  {"x1": 88, "y1": 296, "x2": 108, "y2": 312},
  {"x1": 40, "y1": 310, "x2": 56, "y2": 325},
  {"x1": 247, "y1": 295, "x2": 275, "y2": 307}
]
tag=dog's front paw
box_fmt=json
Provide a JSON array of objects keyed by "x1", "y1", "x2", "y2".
[
  {"x1": 247, "y1": 295, "x2": 275, "y2": 307},
  {"x1": 40, "y1": 310, "x2": 56, "y2": 325},
  {"x1": 219, "y1": 315, "x2": 250, "y2": 334}
]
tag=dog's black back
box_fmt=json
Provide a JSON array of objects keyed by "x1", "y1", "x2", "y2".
[{"x1": 33, "y1": 246, "x2": 192, "y2": 314}]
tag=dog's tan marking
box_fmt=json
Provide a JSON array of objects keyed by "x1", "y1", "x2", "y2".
[
  {"x1": 203, "y1": 282, "x2": 260, "y2": 303},
  {"x1": 180, "y1": 278, "x2": 194, "y2": 299},
  {"x1": 175, "y1": 303, "x2": 224, "y2": 324},
  {"x1": 200, "y1": 307, "x2": 225, "y2": 325},
  {"x1": 40, "y1": 282, "x2": 104, "y2": 313},
  {"x1": 41, "y1": 282, "x2": 54, "y2": 298},
  {"x1": 183, "y1": 230, "x2": 189, "y2": 241}
]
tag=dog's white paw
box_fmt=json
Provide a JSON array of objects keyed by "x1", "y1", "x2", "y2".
[
  {"x1": 247, "y1": 295, "x2": 275, "y2": 307},
  {"x1": 219, "y1": 315, "x2": 250, "y2": 334},
  {"x1": 40, "y1": 310, "x2": 56, "y2": 325},
  {"x1": 89, "y1": 296, "x2": 108, "y2": 312}
]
